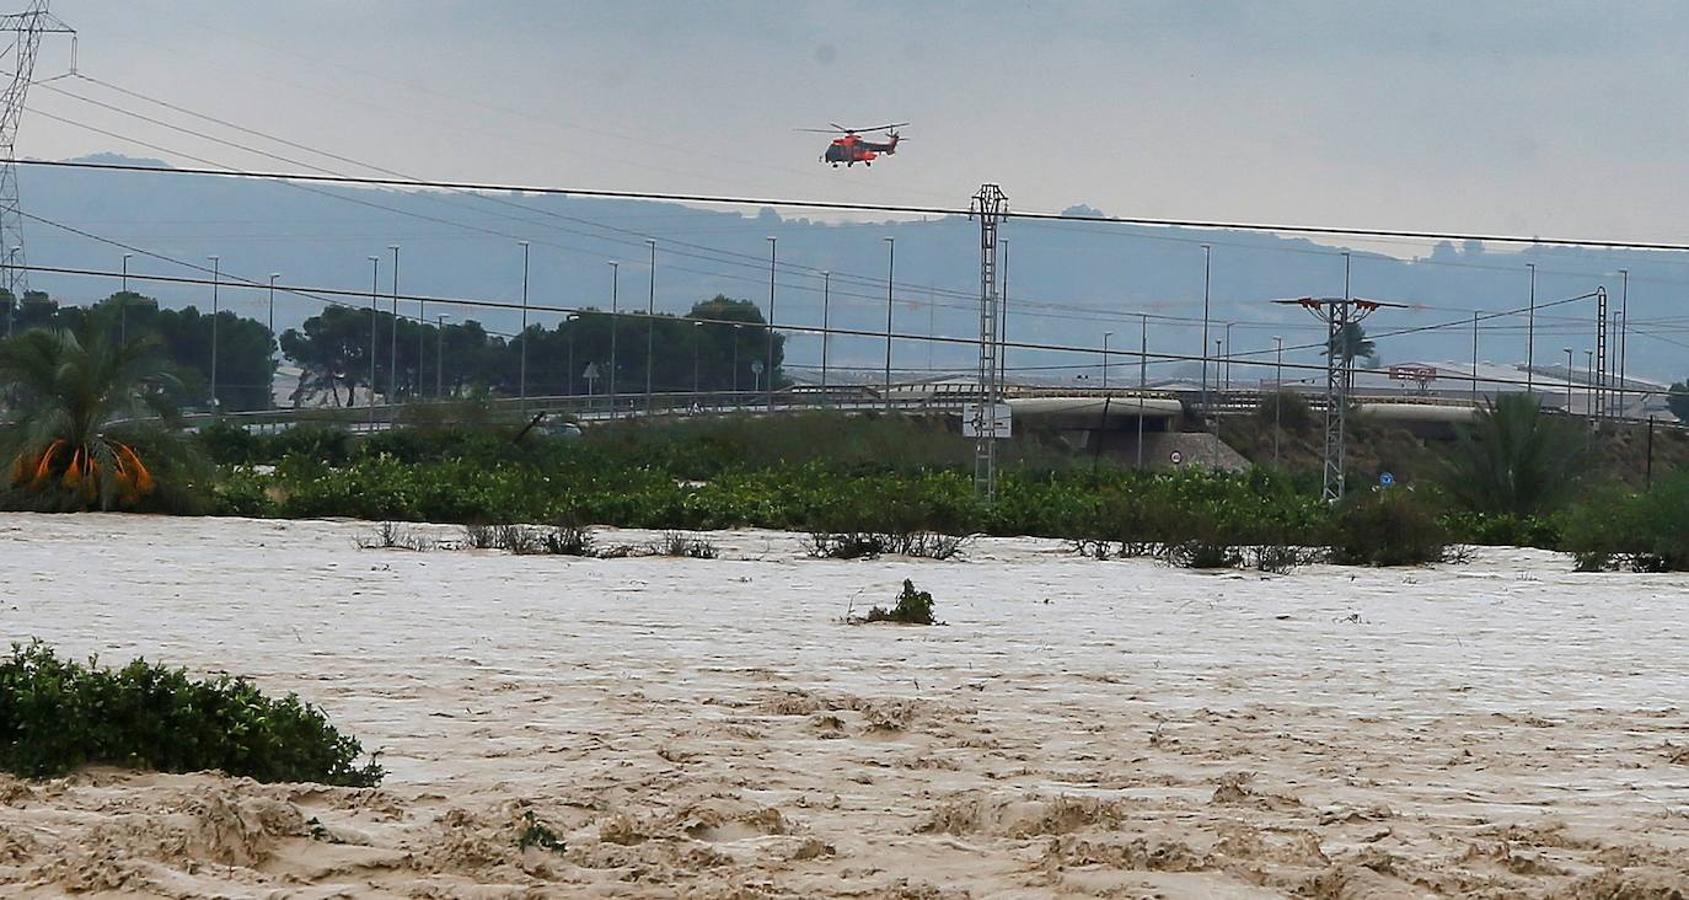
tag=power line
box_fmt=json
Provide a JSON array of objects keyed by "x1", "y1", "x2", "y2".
[{"x1": 22, "y1": 157, "x2": 1689, "y2": 253}]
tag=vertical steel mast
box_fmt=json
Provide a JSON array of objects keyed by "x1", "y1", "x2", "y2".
[
  {"x1": 0, "y1": 1, "x2": 74, "y2": 306},
  {"x1": 970, "y1": 183, "x2": 1007, "y2": 500}
]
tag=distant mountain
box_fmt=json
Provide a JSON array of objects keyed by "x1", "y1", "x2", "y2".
[{"x1": 16, "y1": 154, "x2": 1681, "y2": 387}]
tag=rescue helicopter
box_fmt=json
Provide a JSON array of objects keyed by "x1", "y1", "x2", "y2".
[{"x1": 800, "y1": 122, "x2": 908, "y2": 167}]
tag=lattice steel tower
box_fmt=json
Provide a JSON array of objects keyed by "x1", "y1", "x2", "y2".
[
  {"x1": 0, "y1": 1, "x2": 74, "y2": 306},
  {"x1": 1275, "y1": 295, "x2": 1402, "y2": 502},
  {"x1": 969, "y1": 183, "x2": 1007, "y2": 500}
]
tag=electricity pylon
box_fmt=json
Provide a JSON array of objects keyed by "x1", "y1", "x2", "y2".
[
  {"x1": 0, "y1": 0, "x2": 75, "y2": 307},
  {"x1": 1274, "y1": 296, "x2": 1404, "y2": 502}
]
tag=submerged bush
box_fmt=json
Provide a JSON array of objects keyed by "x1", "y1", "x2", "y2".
[
  {"x1": 861, "y1": 580, "x2": 939, "y2": 625},
  {"x1": 657, "y1": 532, "x2": 718, "y2": 559},
  {"x1": 0, "y1": 642, "x2": 382, "y2": 786},
  {"x1": 1326, "y1": 488, "x2": 1450, "y2": 567}
]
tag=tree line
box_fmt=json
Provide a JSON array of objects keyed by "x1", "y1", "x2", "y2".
[{"x1": 1, "y1": 291, "x2": 785, "y2": 412}]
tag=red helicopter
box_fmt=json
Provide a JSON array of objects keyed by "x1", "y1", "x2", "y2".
[{"x1": 802, "y1": 122, "x2": 908, "y2": 167}]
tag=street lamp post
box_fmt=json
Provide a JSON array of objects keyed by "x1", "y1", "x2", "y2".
[
  {"x1": 1274, "y1": 335, "x2": 1284, "y2": 467},
  {"x1": 1199, "y1": 244, "x2": 1212, "y2": 423},
  {"x1": 1585, "y1": 350, "x2": 1594, "y2": 417},
  {"x1": 267, "y1": 273, "x2": 279, "y2": 355},
  {"x1": 367, "y1": 256, "x2": 380, "y2": 427},
  {"x1": 2, "y1": 247, "x2": 15, "y2": 338},
  {"x1": 607, "y1": 261, "x2": 619, "y2": 414},
  {"x1": 1563, "y1": 347, "x2": 1574, "y2": 412},
  {"x1": 565, "y1": 313, "x2": 577, "y2": 396},
  {"x1": 645, "y1": 239, "x2": 656, "y2": 413},
  {"x1": 820, "y1": 271, "x2": 831, "y2": 402},
  {"x1": 766, "y1": 236, "x2": 777, "y2": 412},
  {"x1": 1102, "y1": 331, "x2": 1113, "y2": 390},
  {"x1": 1527, "y1": 263, "x2": 1537, "y2": 392},
  {"x1": 120, "y1": 252, "x2": 132, "y2": 344},
  {"x1": 692, "y1": 320, "x2": 703, "y2": 397},
  {"x1": 518, "y1": 240, "x2": 530, "y2": 413},
  {"x1": 209, "y1": 255, "x2": 221, "y2": 413},
  {"x1": 436, "y1": 314, "x2": 450, "y2": 398},
  {"x1": 732, "y1": 324, "x2": 742, "y2": 398},
  {"x1": 883, "y1": 236, "x2": 894, "y2": 410},
  {"x1": 389, "y1": 245, "x2": 400, "y2": 402},
  {"x1": 1223, "y1": 321, "x2": 1234, "y2": 391},
  {"x1": 1137, "y1": 317, "x2": 1147, "y2": 469}
]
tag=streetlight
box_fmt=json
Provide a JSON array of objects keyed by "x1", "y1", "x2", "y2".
[
  {"x1": 1223, "y1": 321, "x2": 1234, "y2": 391},
  {"x1": 1102, "y1": 331, "x2": 1113, "y2": 390},
  {"x1": 267, "y1": 273, "x2": 279, "y2": 362},
  {"x1": 645, "y1": 239, "x2": 656, "y2": 413},
  {"x1": 765, "y1": 236, "x2": 777, "y2": 412},
  {"x1": 120, "y1": 252, "x2": 132, "y2": 344},
  {"x1": 1585, "y1": 349, "x2": 1594, "y2": 417},
  {"x1": 820, "y1": 271, "x2": 831, "y2": 401},
  {"x1": 1199, "y1": 244, "x2": 1211, "y2": 422},
  {"x1": 1527, "y1": 263, "x2": 1537, "y2": 392},
  {"x1": 1136, "y1": 316, "x2": 1148, "y2": 468},
  {"x1": 209, "y1": 255, "x2": 220, "y2": 413},
  {"x1": 389, "y1": 245, "x2": 400, "y2": 403},
  {"x1": 1563, "y1": 347, "x2": 1573, "y2": 411},
  {"x1": 3, "y1": 247, "x2": 16, "y2": 338},
  {"x1": 565, "y1": 313, "x2": 578, "y2": 396},
  {"x1": 367, "y1": 255, "x2": 380, "y2": 425},
  {"x1": 692, "y1": 320, "x2": 703, "y2": 397},
  {"x1": 607, "y1": 261, "x2": 619, "y2": 414},
  {"x1": 732, "y1": 323, "x2": 743, "y2": 398},
  {"x1": 436, "y1": 314, "x2": 450, "y2": 399},
  {"x1": 518, "y1": 240, "x2": 530, "y2": 413},
  {"x1": 883, "y1": 235, "x2": 894, "y2": 410},
  {"x1": 1273, "y1": 336, "x2": 1284, "y2": 467}
]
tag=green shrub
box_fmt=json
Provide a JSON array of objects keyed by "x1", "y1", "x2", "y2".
[
  {"x1": 0, "y1": 642, "x2": 382, "y2": 785},
  {"x1": 1327, "y1": 488, "x2": 1450, "y2": 566},
  {"x1": 1563, "y1": 475, "x2": 1689, "y2": 571},
  {"x1": 862, "y1": 580, "x2": 938, "y2": 625},
  {"x1": 1440, "y1": 511, "x2": 1563, "y2": 549}
]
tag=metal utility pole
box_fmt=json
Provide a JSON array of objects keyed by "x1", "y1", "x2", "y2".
[
  {"x1": 1585, "y1": 350, "x2": 1594, "y2": 418},
  {"x1": 1137, "y1": 314, "x2": 1147, "y2": 470},
  {"x1": 883, "y1": 235, "x2": 895, "y2": 409},
  {"x1": 435, "y1": 314, "x2": 449, "y2": 398},
  {"x1": 1526, "y1": 263, "x2": 1536, "y2": 392},
  {"x1": 607, "y1": 260, "x2": 619, "y2": 414},
  {"x1": 518, "y1": 240, "x2": 530, "y2": 413},
  {"x1": 1223, "y1": 321, "x2": 1234, "y2": 391},
  {"x1": 691, "y1": 320, "x2": 702, "y2": 396},
  {"x1": 367, "y1": 255, "x2": 379, "y2": 426},
  {"x1": 1618, "y1": 269, "x2": 1630, "y2": 418},
  {"x1": 998, "y1": 239, "x2": 1010, "y2": 390},
  {"x1": 645, "y1": 239, "x2": 655, "y2": 413},
  {"x1": 1199, "y1": 244, "x2": 1212, "y2": 424},
  {"x1": 1273, "y1": 335, "x2": 1283, "y2": 467},
  {"x1": 1102, "y1": 331, "x2": 1113, "y2": 389},
  {"x1": 820, "y1": 271, "x2": 831, "y2": 400},
  {"x1": 1563, "y1": 347, "x2": 1574, "y2": 411},
  {"x1": 208, "y1": 255, "x2": 220, "y2": 412},
  {"x1": 266, "y1": 272, "x2": 278, "y2": 353},
  {"x1": 565, "y1": 313, "x2": 576, "y2": 396},
  {"x1": 969, "y1": 183, "x2": 1007, "y2": 500},
  {"x1": 1275, "y1": 292, "x2": 1404, "y2": 503},
  {"x1": 1594, "y1": 286, "x2": 1608, "y2": 419},
  {"x1": 120, "y1": 252, "x2": 131, "y2": 343},
  {"x1": 0, "y1": 1, "x2": 74, "y2": 305},
  {"x1": 765, "y1": 236, "x2": 776, "y2": 412},
  {"x1": 1471, "y1": 312, "x2": 1480, "y2": 405},
  {"x1": 389, "y1": 245, "x2": 400, "y2": 402}
]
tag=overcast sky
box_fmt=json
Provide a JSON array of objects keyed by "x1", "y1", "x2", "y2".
[{"x1": 22, "y1": 1, "x2": 1689, "y2": 243}]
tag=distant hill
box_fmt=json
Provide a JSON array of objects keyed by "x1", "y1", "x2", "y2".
[{"x1": 17, "y1": 154, "x2": 1682, "y2": 387}]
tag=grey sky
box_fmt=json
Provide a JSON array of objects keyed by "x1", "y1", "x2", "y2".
[{"x1": 23, "y1": 0, "x2": 1689, "y2": 241}]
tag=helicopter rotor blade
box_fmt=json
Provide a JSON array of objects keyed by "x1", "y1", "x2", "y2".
[
  {"x1": 856, "y1": 122, "x2": 910, "y2": 133},
  {"x1": 796, "y1": 128, "x2": 846, "y2": 133}
]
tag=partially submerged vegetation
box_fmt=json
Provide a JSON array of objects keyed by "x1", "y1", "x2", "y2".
[
  {"x1": 0, "y1": 642, "x2": 382, "y2": 786},
  {"x1": 853, "y1": 580, "x2": 939, "y2": 626}
]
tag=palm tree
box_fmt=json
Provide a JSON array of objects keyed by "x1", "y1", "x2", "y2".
[
  {"x1": 1325, "y1": 321, "x2": 1377, "y2": 366},
  {"x1": 0, "y1": 311, "x2": 190, "y2": 511},
  {"x1": 1442, "y1": 392, "x2": 1583, "y2": 516}
]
